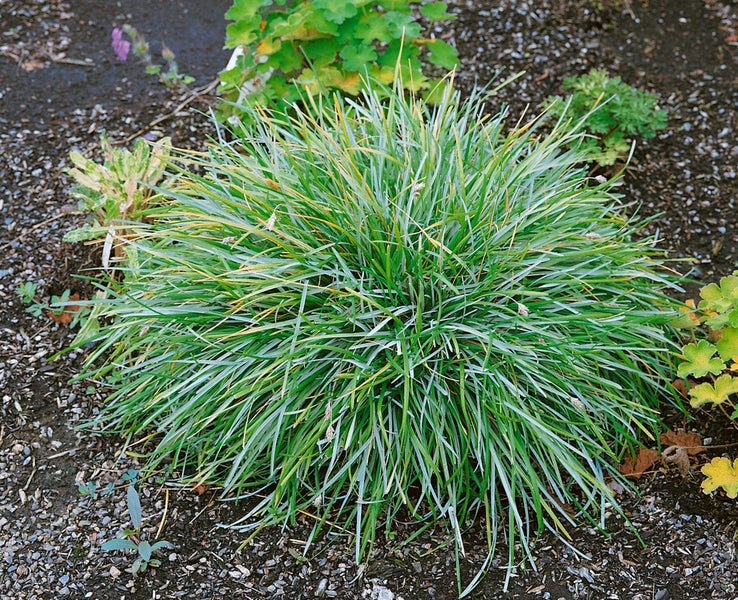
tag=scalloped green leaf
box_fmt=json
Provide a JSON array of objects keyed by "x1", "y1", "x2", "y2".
[
  {"x1": 717, "y1": 327, "x2": 738, "y2": 362},
  {"x1": 698, "y1": 275, "x2": 738, "y2": 314},
  {"x1": 339, "y1": 44, "x2": 378, "y2": 72},
  {"x1": 702, "y1": 456, "x2": 738, "y2": 498},
  {"x1": 677, "y1": 340, "x2": 724, "y2": 378},
  {"x1": 313, "y1": 0, "x2": 358, "y2": 24},
  {"x1": 425, "y1": 38, "x2": 459, "y2": 70},
  {"x1": 420, "y1": 2, "x2": 456, "y2": 21},
  {"x1": 689, "y1": 374, "x2": 738, "y2": 408}
]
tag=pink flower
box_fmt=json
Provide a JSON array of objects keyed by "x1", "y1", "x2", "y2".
[{"x1": 111, "y1": 27, "x2": 130, "y2": 62}]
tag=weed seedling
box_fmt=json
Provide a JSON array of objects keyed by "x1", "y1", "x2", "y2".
[{"x1": 101, "y1": 483, "x2": 173, "y2": 573}]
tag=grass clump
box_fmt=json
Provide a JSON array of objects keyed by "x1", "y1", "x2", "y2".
[{"x1": 75, "y1": 79, "x2": 681, "y2": 594}]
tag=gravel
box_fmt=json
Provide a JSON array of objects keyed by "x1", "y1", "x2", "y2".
[{"x1": 2, "y1": 0, "x2": 738, "y2": 598}]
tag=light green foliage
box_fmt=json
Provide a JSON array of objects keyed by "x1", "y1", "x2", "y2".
[
  {"x1": 73, "y1": 79, "x2": 681, "y2": 595},
  {"x1": 688, "y1": 375, "x2": 738, "y2": 408},
  {"x1": 676, "y1": 273, "x2": 738, "y2": 419},
  {"x1": 219, "y1": 0, "x2": 458, "y2": 113},
  {"x1": 100, "y1": 479, "x2": 174, "y2": 574},
  {"x1": 546, "y1": 69, "x2": 667, "y2": 167},
  {"x1": 16, "y1": 281, "x2": 38, "y2": 304},
  {"x1": 677, "y1": 340, "x2": 724, "y2": 379},
  {"x1": 64, "y1": 135, "x2": 171, "y2": 249},
  {"x1": 699, "y1": 275, "x2": 738, "y2": 328}
]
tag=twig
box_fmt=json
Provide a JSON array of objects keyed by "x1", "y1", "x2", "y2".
[
  {"x1": 112, "y1": 79, "x2": 220, "y2": 146},
  {"x1": 46, "y1": 448, "x2": 78, "y2": 460},
  {"x1": 623, "y1": 0, "x2": 636, "y2": 20},
  {"x1": 24, "y1": 468, "x2": 37, "y2": 491},
  {"x1": 47, "y1": 54, "x2": 95, "y2": 68}
]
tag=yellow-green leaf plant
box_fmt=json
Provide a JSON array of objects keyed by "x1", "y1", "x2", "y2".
[
  {"x1": 676, "y1": 275, "x2": 738, "y2": 501},
  {"x1": 219, "y1": 0, "x2": 459, "y2": 116},
  {"x1": 675, "y1": 272, "x2": 738, "y2": 419},
  {"x1": 701, "y1": 456, "x2": 738, "y2": 499}
]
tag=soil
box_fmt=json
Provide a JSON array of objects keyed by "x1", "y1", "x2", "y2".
[{"x1": 1, "y1": 1, "x2": 738, "y2": 599}]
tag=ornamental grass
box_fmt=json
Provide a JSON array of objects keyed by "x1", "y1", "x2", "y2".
[{"x1": 75, "y1": 79, "x2": 681, "y2": 595}]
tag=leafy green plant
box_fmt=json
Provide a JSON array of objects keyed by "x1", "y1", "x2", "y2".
[
  {"x1": 78, "y1": 481, "x2": 115, "y2": 498},
  {"x1": 16, "y1": 281, "x2": 38, "y2": 304},
  {"x1": 112, "y1": 26, "x2": 195, "y2": 92},
  {"x1": 219, "y1": 0, "x2": 458, "y2": 113},
  {"x1": 675, "y1": 274, "x2": 738, "y2": 419},
  {"x1": 72, "y1": 77, "x2": 681, "y2": 595},
  {"x1": 674, "y1": 274, "x2": 738, "y2": 500},
  {"x1": 17, "y1": 285, "x2": 87, "y2": 325},
  {"x1": 64, "y1": 135, "x2": 171, "y2": 266},
  {"x1": 546, "y1": 69, "x2": 667, "y2": 167},
  {"x1": 101, "y1": 482, "x2": 173, "y2": 573}
]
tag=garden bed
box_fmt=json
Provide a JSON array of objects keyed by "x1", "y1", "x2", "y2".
[{"x1": 1, "y1": 1, "x2": 738, "y2": 598}]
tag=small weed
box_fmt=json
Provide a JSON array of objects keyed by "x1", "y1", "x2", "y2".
[
  {"x1": 64, "y1": 133, "x2": 171, "y2": 268},
  {"x1": 17, "y1": 284, "x2": 87, "y2": 325},
  {"x1": 546, "y1": 69, "x2": 667, "y2": 166},
  {"x1": 112, "y1": 26, "x2": 194, "y2": 92},
  {"x1": 101, "y1": 482, "x2": 173, "y2": 574},
  {"x1": 16, "y1": 281, "x2": 37, "y2": 304}
]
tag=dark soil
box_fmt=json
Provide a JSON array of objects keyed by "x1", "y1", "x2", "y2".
[{"x1": 2, "y1": 1, "x2": 738, "y2": 599}]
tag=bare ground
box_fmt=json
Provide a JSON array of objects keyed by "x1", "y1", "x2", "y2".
[{"x1": 2, "y1": 1, "x2": 738, "y2": 598}]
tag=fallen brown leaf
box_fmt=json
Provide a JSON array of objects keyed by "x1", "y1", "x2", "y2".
[
  {"x1": 660, "y1": 429, "x2": 704, "y2": 456},
  {"x1": 671, "y1": 378, "x2": 689, "y2": 400},
  {"x1": 618, "y1": 447, "x2": 660, "y2": 479},
  {"x1": 47, "y1": 293, "x2": 81, "y2": 325},
  {"x1": 192, "y1": 483, "x2": 210, "y2": 495}
]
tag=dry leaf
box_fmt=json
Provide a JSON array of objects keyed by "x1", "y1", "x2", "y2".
[
  {"x1": 671, "y1": 378, "x2": 689, "y2": 400},
  {"x1": 48, "y1": 293, "x2": 81, "y2": 325},
  {"x1": 618, "y1": 447, "x2": 660, "y2": 479},
  {"x1": 662, "y1": 445, "x2": 691, "y2": 476},
  {"x1": 607, "y1": 479, "x2": 626, "y2": 496},
  {"x1": 21, "y1": 59, "x2": 45, "y2": 72},
  {"x1": 192, "y1": 483, "x2": 210, "y2": 495},
  {"x1": 660, "y1": 429, "x2": 705, "y2": 456}
]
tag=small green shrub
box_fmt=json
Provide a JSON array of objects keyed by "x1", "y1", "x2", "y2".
[
  {"x1": 113, "y1": 25, "x2": 195, "y2": 92},
  {"x1": 219, "y1": 0, "x2": 458, "y2": 113},
  {"x1": 73, "y1": 79, "x2": 680, "y2": 595},
  {"x1": 546, "y1": 69, "x2": 667, "y2": 167}
]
